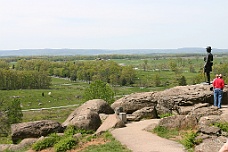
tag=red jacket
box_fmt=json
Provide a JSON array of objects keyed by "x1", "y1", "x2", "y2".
[{"x1": 213, "y1": 78, "x2": 225, "y2": 89}]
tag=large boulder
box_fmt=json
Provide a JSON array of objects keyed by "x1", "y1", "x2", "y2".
[
  {"x1": 62, "y1": 109, "x2": 101, "y2": 131},
  {"x1": 111, "y1": 92, "x2": 157, "y2": 114},
  {"x1": 11, "y1": 120, "x2": 63, "y2": 144},
  {"x1": 62, "y1": 99, "x2": 113, "y2": 131},
  {"x1": 78, "y1": 99, "x2": 114, "y2": 114}
]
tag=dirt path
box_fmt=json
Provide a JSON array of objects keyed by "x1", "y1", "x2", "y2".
[{"x1": 111, "y1": 119, "x2": 186, "y2": 152}]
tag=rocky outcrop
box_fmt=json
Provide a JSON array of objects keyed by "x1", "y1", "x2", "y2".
[
  {"x1": 62, "y1": 99, "x2": 114, "y2": 131},
  {"x1": 11, "y1": 120, "x2": 63, "y2": 144},
  {"x1": 130, "y1": 107, "x2": 158, "y2": 121},
  {"x1": 95, "y1": 114, "x2": 126, "y2": 135},
  {"x1": 158, "y1": 104, "x2": 222, "y2": 128},
  {"x1": 111, "y1": 92, "x2": 157, "y2": 114},
  {"x1": 111, "y1": 84, "x2": 228, "y2": 118},
  {"x1": 194, "y1": 136, "x2": 226, "y2": 152}
]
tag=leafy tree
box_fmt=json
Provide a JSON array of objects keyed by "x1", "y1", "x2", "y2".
[
  {"x1": 120, "y1": 66, "x2": 136, "y2": 85},
  {"x1": 7, "y1": 98, "x2": 23, "y2": 124},
  {"x1": 169, "y1": 60, "x2": 177, "y2": 72},
  {"x1": 177, "y1": 75, "x2": 187, "y2": 86},
  {"x1": 192, "y1": 72, "x2": 204, "y2": 84},
  {"x1": 0, "y1": 60, "x2": 9, "y2": 69},
  {"x1": 189, "y1": 64, "x2": 196, "y2": 73},
  {"x1": 83, "y1": 80, "x2": 114, "y2": 104},
  {"x1": 154, "y1": 74, "x2": 161, "y2": 87},
  {"x1": 142, "y1": 59, "x2": 148, "y2": 71}
]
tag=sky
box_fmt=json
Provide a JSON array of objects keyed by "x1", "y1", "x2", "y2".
[{"x1": 0, "y1": 0, "x2": 228, "y2": 50}]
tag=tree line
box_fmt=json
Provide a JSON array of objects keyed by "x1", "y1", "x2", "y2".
[
  {"x1": 0, "y1": 59, "x2": 136, "y2": 90},
  {"x1": 0, "y1": 60, "x2": 51, "y2": 90}
]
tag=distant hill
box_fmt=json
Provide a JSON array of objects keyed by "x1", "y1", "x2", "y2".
[{"x1": 0, "y1": 48, "x2": 228, "y2": 57}]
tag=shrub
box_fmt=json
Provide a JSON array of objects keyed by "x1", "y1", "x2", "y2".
[
  {"x1": 83, "y1": 80, "x2": 114, "y2": 104},
  {"x1": 64, "y1": 125, "x2": 94, "y2": 137},
  {"x1": 32, "y1": 134, "x2": 60, "y2": 151},
  {"x1": 54, "y1": 137, "x2": 77, "y2": 152},
  {"x1": 213, "y1": 122, "x2": 228, "y2": 132},
  {"x1": 180, "y1": 131, "x2": 197, "y2": 150}
]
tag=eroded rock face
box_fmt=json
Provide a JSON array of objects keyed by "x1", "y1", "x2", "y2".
[
  {"x1": 112, "y1": 84, "x2": 228, "y2": 117},
  {"x1": 154, "y1": 84, "x2": 215, "y2": 115},
  {"x1": 131, "y1": 107, "x2": 158, "y2": 121},
  {"x1": 11, "y1": 120, "x2": 63, "y2": 144},
  {"x1": 111, "y1": 92, "x2": 157, "y2": 114}
]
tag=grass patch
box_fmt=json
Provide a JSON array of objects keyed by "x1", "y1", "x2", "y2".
[
  {"x1": 81, "y1": 132, "x2": 131, "y2": 152},
  {"x1": 153, "y1": 126, "x2": 179, "y2": 139},
  {"x1": 22, "y1": 107, "x2": 76, "y2": 123},
  {"x1": 158, "y1": 113, "x2": 174, "y2": 118}
]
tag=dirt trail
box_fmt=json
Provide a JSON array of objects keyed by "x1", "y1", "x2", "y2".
[{"x1": 111, "y1": 119, "x2": 186, "y2": 152}]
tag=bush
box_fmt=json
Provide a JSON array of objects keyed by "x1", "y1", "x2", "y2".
[
  {"x1": 213, "y1": 122, "x2": 228, "y2": 132},
  {"x1": 32, "y1": 134, "x2": 60, "y2": 151},
  {"x1": 83, "y1": 80, "x2": 114, "y2": 104},
  {"x1": 54, "y1": 137, "x2": 77, "y2": 152},
  {"x1": 7, "y1": 98, "x2": 23, "y2": 124},
  {"x1": 180, "y1": 131, "x2": 197, "y2": 150}
]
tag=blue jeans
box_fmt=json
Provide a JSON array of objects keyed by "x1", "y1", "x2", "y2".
[{"x1": 214, "y1": 88, "x2": 223, "y2": 108}]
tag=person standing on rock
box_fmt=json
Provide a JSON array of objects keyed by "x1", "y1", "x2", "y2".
[
  {"x1": 204, "y1": 46, "x2": 213, "y2": 84},
  {"x1": 213, "y1": 74, "x2": 225, "y2": 109}
]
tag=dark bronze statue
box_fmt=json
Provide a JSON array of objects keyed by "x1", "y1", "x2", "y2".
[{"x1": 204, "y1": 46, "x2": 213, "y2": 84}]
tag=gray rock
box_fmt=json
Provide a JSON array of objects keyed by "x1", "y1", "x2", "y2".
[
  {"x1": 198, "y1": 115, "x2": 221, "y2": 128},
  {"x1": 198, "y1": 125, "x2": 221, "y2": 135},
  {"x1": 79, "y1": 99, "x2": 114, "y2": 114},
  {"x1": 154, "y1": 84, "x2": 215, "y2": 115},
  {"x1": 111, "y1": 92, "x2": 156, "y2": 114},
  {"x1": 111, "y1": 84, "x2": 228, "y2": 116},
  {"x1": 131, "y1": 106, "x2": 158, "y2": 121},
  {"x1": 62, "y1": 99, "x2": 114, "y2": 131},
  {"x1": 187, "y1": 106, "x2": 222, "y2": 121},
  {"x1": 158, "y1": 115, "x2": 185, "y2": 129},
  {"x1": 159, "y1": 114, "x2": 198, "y2": 129},
  {"x1": 62, "y1": 109, "x2": 101, "y2": 131},
  {"x1": 195, "y1": 136, "x2": 226, "y2": 152},
  {"x1": 73, "y1": 133, "x2": 82, "y2": 139},
  {"x1": 0, "y1": 138, "x2": 38, "y2": 151},
  {"x1": 11, "y1": 120, "x2": 63, "y2": 144},
  {"x1": 95, "y1": 114, "x2": 125, "y2": 135}
]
